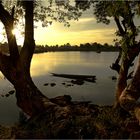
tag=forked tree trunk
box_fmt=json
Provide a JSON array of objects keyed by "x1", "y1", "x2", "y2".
[{"x1": 0, "y1": 1, "x2": 56, "y2": 117}]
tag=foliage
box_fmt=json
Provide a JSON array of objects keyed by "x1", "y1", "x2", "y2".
[
  {"x1": 32, "y1": 0, "x2": 81, "y2": 27},
  {"x1": 1, "y1": 0, "x2": 81, "y2": 27},
  {"x1": 0, "y1": 0, "x2": 81, "y2": 44},
  {"x1": 33, "y1": 42, "x2": 116, "y2": 53},
  {"x1": 76, "y1": 1, "x2": 140, "y2": 59}
]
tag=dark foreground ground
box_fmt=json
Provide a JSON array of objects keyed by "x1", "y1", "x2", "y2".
[{"x1": 0, "y1": 95, "x2": 140, "y2": 139}]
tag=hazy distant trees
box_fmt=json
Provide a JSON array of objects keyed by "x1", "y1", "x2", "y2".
[
  {"x1": 0, "y1": 41, "x2": 118, "y2": 53},
  {"x1": 33, "y1": 42, "x2": 116, "y2": 52}
]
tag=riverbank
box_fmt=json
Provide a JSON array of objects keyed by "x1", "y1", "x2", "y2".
[
  {"x1": 0, "y1": 96, "x2": 140, "y2": 139},
  {"x1": 34, "y1": 43, "x2": 119, "y2": 53},
  {"x1": 34, "y1": 49, "x2": 119, "y2": 54}
]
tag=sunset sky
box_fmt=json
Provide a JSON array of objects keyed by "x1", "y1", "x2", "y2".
[
  {"x1": 34, "y1": 8, "x2": 117, "y2": 46},
  {"x1": 0, "y1": 3, "x2": 123, "y2": 46}
]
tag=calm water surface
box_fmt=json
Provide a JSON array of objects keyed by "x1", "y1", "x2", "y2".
[{"x1": 0, "y1": 52, "x2": 121, "y2": 124}]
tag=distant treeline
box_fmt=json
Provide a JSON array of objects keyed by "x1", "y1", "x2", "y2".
[
  {"x1": 35, "y1": 42, "x2": 119, "y2": 53},
  {"x1": 0, "y1": 42, "x2": 119, "y2": 54}
]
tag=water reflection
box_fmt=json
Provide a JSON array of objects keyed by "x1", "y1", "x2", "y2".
[
  {"x1": 0, "y1": 51, "x2": 119, "y2": 124},
  {"x1": 31, "y1": 52, "x2": 118, "y2": 76},
  {"x1": 31, "y1": 52, "x2": 118, "y2": 104}
]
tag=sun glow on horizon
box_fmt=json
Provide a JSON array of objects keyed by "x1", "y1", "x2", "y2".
[
  {"x1": 0, "y1": 23, "x2": 116, "y2": 46},
  {"x1": 34, "y1": 24, "x2": 116, "y2": 46},
  {"x1": 0, "y1": 15, "x2": 116, "y2": 46}
]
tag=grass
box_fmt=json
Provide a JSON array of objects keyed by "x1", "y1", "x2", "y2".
[{"x1": 0, "y1": 104, "x2": 139, "y2": 139}]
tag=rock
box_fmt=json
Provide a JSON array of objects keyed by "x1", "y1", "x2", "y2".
[
  {"x1": 111, "y1": 76, "x2": 117, "y2": 80},
  {"x1": 5, "y1": 94, "x2": 10, "y2": 97},
  {"x1": 1, "y1": 94, "x2": 4, "y2": 97},
  {"x1": 8, "y1": 90, "x2": 15, "y2": 95},
  {"x1": 50, "y1": 95, "x2": 72, "y2": 106},
  {"x1": 66, "y1": 84, "x2": 72, "y2": 87},
  {"x1": 50, "y1": 83, "x2": 56, "y2": 87},
  {"x1": 44, "y1": 83, "x2": 49, "y2": 86}
]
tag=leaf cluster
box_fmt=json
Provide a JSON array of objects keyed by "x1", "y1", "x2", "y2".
[
  {"x1": 93, "y1": 1, "x2": 140, "y2": 55},
  {"x1": 34, "y1": 0, "x2": 81, "y2": 27},
  {"x1": 0, "y1": 0, "x2": 81, "y2": 29}
]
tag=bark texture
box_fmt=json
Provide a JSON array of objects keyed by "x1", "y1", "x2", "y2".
[
  {"x1": 114, "y1": 47, "x2": 139, "y2": 108},
  {"x1": 119, "y1": 55, "x2": 140, "y2": 123},
  {"x1": 113, "y1": 3, "x2": 139, "y2": 107}
]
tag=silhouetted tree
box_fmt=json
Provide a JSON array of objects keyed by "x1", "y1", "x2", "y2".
[
  {"x1": 76, "y1": 0, "x2": 140, "y2": 122},
  {"x1": 93, "y1": 1, "x2": 140, "y2": 112},
  {"x1": 0, "y1": 0, "x2": 81, "y2": 116}
]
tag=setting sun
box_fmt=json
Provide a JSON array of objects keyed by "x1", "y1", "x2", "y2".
[
  {"x1": 11, "y1": 28, "x2": 24, "y2": 45},
  {"x1": 12, "y1": 28, "x2": 20, "y2": 36}
]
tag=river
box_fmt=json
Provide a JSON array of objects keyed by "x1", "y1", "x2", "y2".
[{"x1": 0, "y1": 51, "x2": 124, "y2": 124}]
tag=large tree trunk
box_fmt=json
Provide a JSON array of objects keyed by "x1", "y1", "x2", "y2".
[
  {"x1": 0, "y1": 52, "x2": 55, "y2": 116},
  {"x1": 12, "y1": 68, "x2": 52, "y2": 116},
  {"x1": 119, "y1": 54, "x2": 140, "y2": 123},
  {"x1": 113, "y1": 5, "x2": 139, "y2": 108},
  {"x1": 114, "y1": 56, "x2": 130, "y2": 108},
  {"x1": 0, "y1": 1, "x2": 56, "y2": 117},
  {"x1": 114, "y1": 47, "x2": 139, "y2": 108}
]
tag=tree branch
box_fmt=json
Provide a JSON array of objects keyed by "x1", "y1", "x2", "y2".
[
  {"x1": 126, "y1": 2, "x2": 136, "y2": 42},
  {"x1": 11, "y1": 6, "x2": 15, "y2": 19},
  {"x1": 114, "y1": 16, "x2": 125, "y2": 36},
  {"x1": 20, "y1": 1, "x2": 35, "y2": 71},
  {"x1": 110, "y1": 49, "x2": 121, "y2": 73},
  {"x1": 0, "y1": 3, "x2": 19, "y2": 63}
]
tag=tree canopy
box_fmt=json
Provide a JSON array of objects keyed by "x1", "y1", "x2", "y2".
[{"x1": 0, "y1": 0, "x2": 81, "y2": 44}]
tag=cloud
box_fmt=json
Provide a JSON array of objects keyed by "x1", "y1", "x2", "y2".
[
  {"x1": 48, "y1": 10, "x2": 117, "y2": 33},
  {"x1": 34, "y1": 8, "x2": 117, "y2": 45},
  {"x1": 35, "y1": 25, "x2": 116, "y2": 45},
  {"x1": 77, "y1": 17, "x2": 96, "y2": 23}
]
